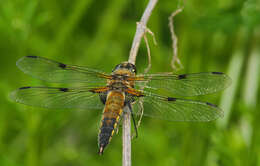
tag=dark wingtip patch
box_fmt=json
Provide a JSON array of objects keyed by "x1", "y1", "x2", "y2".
[
  {"x1": 206, "y1": 102, "x2": 217, "y2": 108},
  {"x1": 178, "y1": 74, "x2": 187, "y2": 79},
  {"x1": 212, "y1": 72, "x2": 223, "y2": 75},
  {"x1": 26, "y1": 55, "x2": 37, "y2": 58},
  {"x1": 59, "y1": 88, "x2": 69, "y2": 92},
  {"x1": 19, "y1": 86, "x2": 31, "y2": 89},
  {"x1": 59, "y1": 63, "x2": 66, "y2": 69},
  {"x1": 168, "y1": 97, "x2": 177, "y2": 101}
]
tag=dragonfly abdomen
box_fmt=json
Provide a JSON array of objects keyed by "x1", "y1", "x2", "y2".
[{"x1": 98, "y1": 91, "x2": 125, "y2": 155}]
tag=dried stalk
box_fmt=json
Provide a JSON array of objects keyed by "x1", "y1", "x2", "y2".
[
  {"x1": 128, "y1": 0, "x2": 158, "y2": 65},
  {"x1": 123, "y1": 0, "x2": 158, "y2": 166},
  {"x1": 169, "y1": 7, "x2": 183, "y2": 71}
]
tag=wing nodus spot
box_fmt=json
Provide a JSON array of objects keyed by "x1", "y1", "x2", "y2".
[
  {"x1": 167, "y1": 97, "x2": 177, "y2": 101},
  {"x1": 59, "y1": 88, "x2": 69, "y2": 92},
  {"x1": 178, "y1": 74, "x2": 187, "y2": 79},
  {"x1": 59, "y1": 63, "x2": 67, "y2": 69},
  {"x1": 19, "y1": 86, "x2": 31, "y2": 89}
]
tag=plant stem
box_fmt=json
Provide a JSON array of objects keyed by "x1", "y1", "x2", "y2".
[{"x1": 122, "y1": 0, "x2": 158, "y2": 166}]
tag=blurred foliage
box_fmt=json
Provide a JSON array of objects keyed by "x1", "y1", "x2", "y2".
[{"x1": 0, "y1": 0, "x2": 260, "y2": 166}]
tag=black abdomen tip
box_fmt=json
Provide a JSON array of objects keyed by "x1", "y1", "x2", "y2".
[{"x1": 98, "y1": 132, "x2": 111, "y2": 155}]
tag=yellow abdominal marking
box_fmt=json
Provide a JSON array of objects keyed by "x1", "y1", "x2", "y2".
[
  {"x1": 111, "y1": 130, "x2": 114, "y2": 137},
  {"x1": 113, "y1": 123, "x2": 118, "y2": 130},
  {"x1": 109, "y1": 108, "x2": 123, "y2": 142}
]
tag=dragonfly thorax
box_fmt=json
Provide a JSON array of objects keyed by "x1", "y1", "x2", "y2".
[{"x1": 108, "y1": 82, "x2": 128, "y2": 90}]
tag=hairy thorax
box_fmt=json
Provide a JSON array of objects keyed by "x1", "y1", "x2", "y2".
[{"x1": 99, "y1": 68, "x2": 136, "y2": 105}]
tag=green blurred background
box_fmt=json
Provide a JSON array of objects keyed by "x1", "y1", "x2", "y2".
[{"x1": 1, "y1": 0, "x2": 260, "y2": 165}]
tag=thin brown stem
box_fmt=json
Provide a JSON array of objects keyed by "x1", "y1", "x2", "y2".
[
  {"x1": 123, "y1": 0, "x2": 158, "y2": 166},
  {"x1": 128, "y1": 0, "x2": 158, "y2": 65}
]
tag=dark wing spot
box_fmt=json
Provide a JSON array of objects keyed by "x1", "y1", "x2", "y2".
[
  {"x1": 212, "y1": 72, "x2": 223, "y2": 75},
  {"x1": 19, "y1": 86, "x2": 31, "y2": 89},
  {"x1": 26, "y1": 55, "x2": 37, "y2": 58},
  {"x1": 167, "y1": 97, "x2": 177, "y2": 101},
  {"x1": 59, "y1": 63, "x2": 67, "y2": 69},
  {"x1": 206, "y1": 102, "x2": 217, "y2": 108},
  {"x1": 59, "y1": 88, "x2": 69, "y2": 92},
  {"x1": 178, "y1": 74, "x2": 187, "y2": 79}
]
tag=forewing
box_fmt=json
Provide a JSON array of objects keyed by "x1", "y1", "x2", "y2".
[
  {"x1": 10, "y1": 86, "x2": 104, "y2": 110},
  {"x1": 133, "y1": 72, "x2": 231, "y2": 97},
  {"x1": 132, "y1": 92, "x2": 223, "y2": 122},
  {"x1": 16, "y1": 56, "x2": 110, "y2": 84}
]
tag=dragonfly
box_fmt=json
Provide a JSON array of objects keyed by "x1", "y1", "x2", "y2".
[{"x1": 10, "y1": 56, "x2": 231, "y2": 155}]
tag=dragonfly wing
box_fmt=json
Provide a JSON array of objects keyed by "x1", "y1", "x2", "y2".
[
  {"x1": 131, "y1": 92, "x2": 223, "y2": 122},
  {"x1": 10, "y1": 86, "x2": 105, "y2": 110},
  {"x1": 16, "y1": 56, "x2": 110, "y2": 84},
  {"x1": 134, "y1": 72, "x2": 231, "y2": 97}
]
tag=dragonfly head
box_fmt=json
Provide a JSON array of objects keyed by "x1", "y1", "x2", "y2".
[{"x1": 112, "y1": 62, "x2": 137, "y2": 75}]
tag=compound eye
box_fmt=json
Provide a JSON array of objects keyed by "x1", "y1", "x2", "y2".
[{"x1": 131, "y1": 69, "x2": 135, "y2": 73}]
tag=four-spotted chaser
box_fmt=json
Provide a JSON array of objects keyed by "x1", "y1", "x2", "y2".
[{"x1": 10, "y1": 56, "x2": 231, "y2": 154}]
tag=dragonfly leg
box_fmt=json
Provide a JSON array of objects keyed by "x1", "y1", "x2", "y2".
[
  {"x1": 127, "y1": 103, "x2": 138, "y2": 139},
  {"x1": 137, "y1": 99, "x2": 144, "y2": 129}
]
